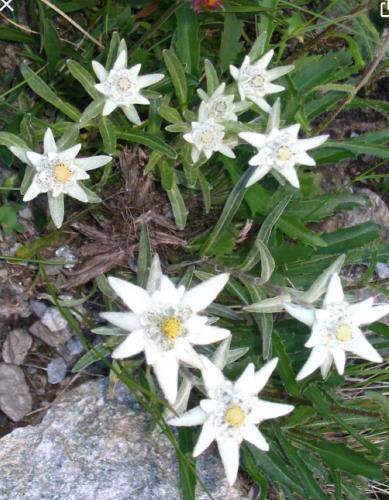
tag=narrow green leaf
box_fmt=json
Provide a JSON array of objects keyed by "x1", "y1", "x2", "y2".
[
  {"x1": 43, "y1": 19, "x2": 61, "y2": 77},
  {"x1": 158, "y1": 103, "x2": 183, "y2": 124},
  {"x1": 204, "y1": 59, "x2": 219, "y2": 95},
  {"x1": 219, "y1": 14, "x2": 243, "y2": 71},
  {"x1": 137, "y1": 223, "x2": 152, "y2": 288},
  {"x1": 167, "y1": 184, "x2": 188, "y2": 230},
  {"x1": 67, "y1": 60, "x2": 98, "y2": 99},
  {"x1": 72, "y1": 343, "x2": 111, "y2": 372},
  {"x1": 79, "y1": 96, "x2": 105, "y2": 125},
  {"x1": 99, "y1": 116, "x2": 117, "y2": 154},
  {"x1": 118, "y1": 130, "x2": 177, "y2": 159},
  {"x1": 175, "y1": 4, "x2": 200, "y2": 77},
  {"x1": 163, "y1": 49, "x2": 188, "y2": 108}
]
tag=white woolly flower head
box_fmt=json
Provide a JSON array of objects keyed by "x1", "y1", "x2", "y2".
[
  {"x1": 284, "y1": 273, "x2": 387, "y2": 380},
  {"x1": 10, "y1": 128, "x2": 111, "y2": 228},
  {"x1": 229, "y1": 50, "x2": 294, "y2": 113},
  {"x1": 92, "y1": 40, "x2": 164, "y2": 123},
  {"x1": 101, "y1": 263, "x2": 231, "y2": 404},
  {"x1": 184, "y1": 118, "x2": 236, "y2": 163},
  {"x1": 197, "y1": 83, "x2": 239, "y2": 123},
  {"x1": 169, "y1": 356, "x2": 294, "y2": 485}
]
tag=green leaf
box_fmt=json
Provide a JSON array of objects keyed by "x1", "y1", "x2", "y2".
[
  {"x1": 0, "y1": 132, "x2": 30, "y2": 152},
  {"x1": 219, "y1": 14, "x2": 243, "y2": 72},
  {"x1": 177, "y1": 428, "x2": 196, "y2": 500},
  {"x1": 272, "y1": 330, "x2": 300, "y2": 396},
  {"x1": 99, "y1": 116, "x2": 117, "y2": 154},
  {"x1": 43, "y1": 19, "x2": 61, "y2": 78},
  {"x1": 158, "y1": 103, "x2": 183, "y2": 124},
  {"x1": 0, "y1": 205, "x2": 24, "y2": 236},
  {"x1": 72, "y1": 343, "x2": 111, "y2": 372},
  {"x1": 163, "y1": 49, "x2": 188, "y2": 108},
  {"x1": 137, "y1": 224, "x2": 152, "y2": 288},
  {"x1": 20, "y1": 64, "x2": 81, "y2": 122},
  {"x1": 204, "y1": 59, "x2": 219, "y2": 95},
  {"x1": 248, "y1": 31, "x2": 268, "y2": 61},
  {"x1": 321, "y1": 222, "x2": 380, "y2": 254},
  {"x1": 67, "y1": 60, "x2": 98, "y2": 99},
  {"x1": 328, "y1": 140, "x2": 389, "y2": 159},
  {"x1": 79, "y1": 96, "x2": 105, "y2": 125},
  {"x1": 175, "y1": 4, "x2": 200, "y2": 77},
  {"x1": 117, "y1": 130, "x2": 177, "y2": 159},
  {"x1": 167, "y1": 185, "x2": 188, "y2": 230}
]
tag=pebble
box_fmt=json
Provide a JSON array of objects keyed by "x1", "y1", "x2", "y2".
[
  {"x1": 55, "y1": 245, "x2": 77, "y2": 269},
  {"x1": 0, "y1": 364, "x2": 32, "y2": 422},
  {"x1": 47, "y1": 357, "x2": 67, "y2": 384},
  {"x1": 30, "y1": 300, "x2": 47, "y2": 319},
  {"x1": 2, "y1": 329, "x2": 33, "y2": 365},
  {"x1": 41, "y1": 307, "x2": 68, "y2": 332},
  {"x1": 376, "y1": 262, "x2": 389, "y2": 280}
]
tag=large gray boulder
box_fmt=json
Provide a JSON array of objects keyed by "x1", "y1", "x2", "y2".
[{"x1": 0, "y1": 379, "x2": 245, "y2": 500}]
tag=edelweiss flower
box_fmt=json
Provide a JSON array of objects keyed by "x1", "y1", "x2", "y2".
[
  {"x1": 229, "y1": 50, "x2": 294, "y2": 113},
  {"x1": 197, "y1": 83, "x2": 239, "y2": 123},
  {"x1": 101, "y1": 272, "x2": 230, "y2": 404},
  {"x1": 239, "y1": 120, "x2": 329, "y2": 188},
  {"x1": 10, "y1": 128, "x2": 111, "y2": 228},
  {"x1": 184, "y1": 118, "x2": 235, "y2": 163},
  {"x1": 285, "y1": 273, "x2": 388, "y2": 380},
  {"x1": 92, "y1": 42, "x2": 164, "y2": 123},
  {"x1": 170, "y1": 356, "x2": 294, "y2": 485}
]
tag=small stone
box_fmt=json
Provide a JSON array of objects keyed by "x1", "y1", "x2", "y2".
[
  {"x1": 30, "y1": 300, "x2": 47, "y2": 319},
  {"x1": 65, "y1": 337, "x2": 84, "y2": 356},
  {"x1": 41, "y1": 307, "x2": 68, "y2": 332},
  {"x1": 55, "y1": 245, "x2": 77, "y2": 269},
  {"x1": 376, "y1": 262, "x2": 389, "y2": 280},
  {"x1": 2, "y1": 329, "x2": 33, "y2": 365},
  {"x1": 47, "y1": 357, "x2": 67, "y2": 384},
  {"x1": 0, "y1": 364, "x2": 32, "y2": 422},
  {"x1": 29, "y1": 320, "x2": 72, "y2": 347}
]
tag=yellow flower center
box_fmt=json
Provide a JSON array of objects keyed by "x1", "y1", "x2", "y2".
[
  {"x1": 335, "y1": 324, "x2": 353, "y2": 342},
  {"x1": 253, "y1": 75, "x2": 265, "y2": 88},
  {"x1": 53, "y1": 163, "x2": 72, "y2": 183},
  {"x1": 215, "y1": 101, "x2": 227, "y2": 113},
  {"x1": 118, "y1": 77, "x2": 132, "y2": 91},
  {"x1": 201, "y1": 131, "x2": 214, "y2": 145},
  {"x1": 224, "y1": 405, "x2": 246, "y2": 427},
  {"x1": 277, "y1": 146, "x2": 293, "y2": 161},
  {"x1": 160, "y1": 316, "x2": 182, "y2": 340}
]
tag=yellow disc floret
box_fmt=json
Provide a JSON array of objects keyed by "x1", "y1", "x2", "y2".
[
  {"x1": 253, "y1": 75, "x2": 265, "y2": 88},
  {"x1": 160, "y1": 316, "x2": 182, "y2": 340},
  {"x1": 335, "y1": 324, "x2": 353, "y2": 342},
  {"x1": 277, "y1": 146, "x2": 293, "y2": 162},
  {"x1": 53, "y1": 163, "x2": 72, "y2": 183},
  {"x1": 224, "y1": 405, "x2": 246, "y2": 427},
  {"x1": 118, "y1": 77, "x2": 132, "y2": 91},
  {"x1": 201, "y1": 131, "x2": 214, "y2": 145}
]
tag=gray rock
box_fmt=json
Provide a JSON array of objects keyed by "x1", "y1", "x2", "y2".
[
  {"x1": 0, "y1": 379, "x2": 245, "y2": 500},
  {"x1": 47, "y1": 357, "x2": 67, "y2": 384},
  {"x1": 30, "y1": 300, "x2": 48, "y2": 319},
  {"x1": 0, "y1": 364, "x2": 32, "y2": 422},
  {"x1": 29, "y1": 320, "x2": 72, "y2": 347},
  {"x1": 41, "y1": 307, "x2": 69, "y2": 332},
  {"x1": 2, "y1": 329, "x2": 33, "y2": 365},
  {"x1": 376, "y1": 262, "x2": 389, "y2": 280}
]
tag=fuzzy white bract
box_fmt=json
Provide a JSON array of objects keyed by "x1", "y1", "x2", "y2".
[
  {"x1": 239, "y1": 122, "x2": 329, "y2": 188},
  {"x1": 92, "y1": 42, "x2": 164, "y2": 123},
  {"x1": 10, "y1": 128, "x2": 111, "y2": 228},
  {"x1": 284, "y1": 273, "x2": 387, "y2": 380},
  {"x1": 184, "y1": 118, "x2": 235, "y2": 163},
  {"x1": 101, "y1": 272, "x2": 231, "y2": 404},
  {"x1": 229, "y1": 50, "x2": 294, "y2": 113},
  {"x1": 197, "y1": 83, "x2": 239, "y2": 123},
  {"x1": 169, "y1": 356, "x2": 294, "y2": 485}
]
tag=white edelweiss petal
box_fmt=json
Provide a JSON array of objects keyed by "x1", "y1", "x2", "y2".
[
  {"x1": 159, "y1": 275, "x2": 179, "y2": 297},
  {"x1": 285, "y1": 123, "x2": 300, "y2": 138},
  {"x1": 266, "y1": 65, "x2": 294, "y2": 80},
  {"x1": 305, "y1": 324, "x2": 324, "y2": 348},
  {"x1": 356, "y1": 304, "x2": 389, "y2": 325},
  {"x1": 253, "y1": 49, "x2": 274, "y2": 69},
  {"x1": 183, "y1": 132, "x2": 194, "y2": 144},
  {"x1": 59, "y1": 143, "x2": 82, "y2": 161},
  {"x1": 43, "y1": 128, "x2": 57, "y2": 154},
  {"x1": 330, "y1": 347, "x2": 346, "y2": 375},
  {"x1": 23, "y1": 177, "x2": 42, "y2": 201},
  {"x1": 278, "y1": 166, "x2": 300, "y2": 189},
  {"x1": 132, "y1": 94, "x2": 150, "y2": 106},
  {"x1": 183, "y1": 273, "x2": 229, "y2": 313},
  {"x1": 245, "y1": 165, "x2": 271, "y2": 187},
  {"x1": 174, "y1": 340, "x2": 202, "y2": 369},
  {"x1": 137, "y1": 73, "x2": 164, "y2": 88},
  {"x1": 26, "y1": 151, "x2": 44, "y2": 169},
  {"x1": 112, "y1": 50, "x2": 127, "y2": 71},
  {"x1": 191, "y1": 146, "x2": 201, "y2": 163},
  {"x1": 128, "y1": 63, "x2": 141, "y2": 77},
  {"x1": 295, "y1": 150, "x2": 316, "y2": 167},
  {"x1": 217, "y1": 144, "x2": 236, "y2": 159},
  {"x1": 239, "y1": 132, "x2": 267, "y2": 148},
  {"x1": 252, "y1": 358, "x2": 278, "y2": 394},
  {"x1": 250, "y1": 96, "x2": 272, "y2": 113},
  {"x1": 108, "y1": 276, "x2": 151, "y2": 315},
  {"x1": 100, "y1": 311, "x2": 140, "y2": 332},
  {"x1": 265, "y1": 83, "x2": 285, "y2": 95},
  {"x1": 200, "y1": 399, "x2": 217, "y2": 413},
  {"x1": 253, "y1": 400, "x2": 294, "y2": 421},
  {"x1": 10, "y1": 146, "x2": 30, "y2": 165},
  {"x1": 234, "y1": 363, "x2": 255, "y2": 394},
  {"x1": 237, "y1": 82, "x2": 246, "y2": 102},
  {"x1": 198, "y1": 101, "x2": 209, "y2": 122},
  {"x1": 348, "y1": 335, "x2": 383, "y2": 363},
  {"x1": 103, "y1": 99, "x2": 118, "y2": 116},
  {"x1": 193, "y1": 419, "x2": 218, "y2": 457},
  {"x1": 94, "y1": 83, "x2": 110, "y2": 96},
  {"x1": 92, "y1": 60, "x2": 108, "y2": 82},
  {"x1": 204, "y1": 148, "x2": 213, "y2": 160},
  {"x1": 298, "y1": 134, "x2": 329, "y2": 151},
  {"x1": 242, "y1": 425, "x2": 269, "y2": 451},
  {"x1": 153, "y1": 353, "x2": 179, "y2": 404},
  {"x1": 111, "y1": 329, "x2": 146, "y2": 359},
  {"x1": 320, "y1": 350, "x2": 333, "y2": 379},
  {"x1": 323, "y1": 273, "x2": 344, "y2": 306},
  {"x1": 296, "y1": 345, "x2": 329, "y2": 381},
  {"x1": 346, "y1": 298, "x2": 374, "y2": 325},
  {"x1": 229, "y1": 65, "x2": 239, "y2": 80},
  {"x1": 65, "y1": 183, "x2": 88, "y2": 203},
  {"x1": 74, "y1": 155, "x2": 112, "y2": 171},
  {"x1": 144, "y1": 342, "x2": 159, "y2": 365},
  {"x1": 122, "y1": 105, "x2": 141, "y2": 125},
  {"x1": 217, "y1": 436, "x2": 240, "y2": 486},
  {"x1": 186, "y1": 325, "x2": 230, "y2": 346},
  {"x1": 284, "y1": 303, "x2": 315, "y2": 326},
  {"x1": 169, "y1": 406, "x2": 207, "y2": 427},
  {"x1": 199, "y1": 355, "x2": 225, "y2": 394}
]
